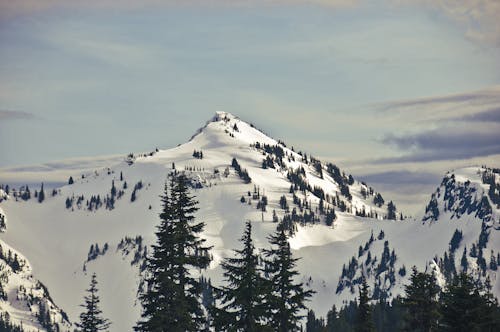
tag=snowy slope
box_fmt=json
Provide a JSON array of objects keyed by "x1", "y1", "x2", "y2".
[
  {"x1": 0, "y1": 207, "x2": 70, "y2": 332},
  {"x1": 0, "y1": 112, "x2": 499, "y2": 330}
]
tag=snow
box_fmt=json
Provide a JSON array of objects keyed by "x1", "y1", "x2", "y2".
[{"x1": 0, "y1": 112, "x2": 499, "y2": 330}]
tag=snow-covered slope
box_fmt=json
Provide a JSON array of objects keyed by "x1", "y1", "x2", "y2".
[
  {"x1": 0, "y1": 112, "x2": 499, "y2": 330},
  {"x1": 0, "y1": 211, "x2": 70, "y2": 332}
]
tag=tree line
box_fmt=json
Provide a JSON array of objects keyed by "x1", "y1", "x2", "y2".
[{"x1": 306, "y1": 268, "x2": 500, "y2": 332}]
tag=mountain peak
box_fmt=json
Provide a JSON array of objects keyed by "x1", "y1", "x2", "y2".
[
  {"x1": 212, "y1": 111, "x2": 237, "y2": 122},
  {"x1": 188, "y1": 111, "x2": 277, "y2": 148}
]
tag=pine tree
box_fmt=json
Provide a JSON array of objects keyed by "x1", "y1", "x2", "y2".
[
  {"x1": 356, "y1": 277, "x2": 374, "y2": 332},
  {"x1": 136, "y1": 173, "x2": 212, "y2": 331},
  {"x1": 326, "y1": 305, "x2": 338, "y2": 331},
  {"x1": 460, "y1": 247, "x2": 468, "y2": 272},
  {"x1": 490, "y1": 250, "x2": 498, "y2": 270},
  {"x1": 76, "y1": 273, "x2": 111, "y2": 332},
  {"x1": 306, "y1": 309, "x2": 325, "y2": 332},
  {"x1": 263, "y1": 227, "x2": 313, "y2": 331},
  {"x1": 38, "y1": 183, "x2": 45, "y2": 203},
  {"x1": 68, "y1": 176, "x2": 74, "y2": 185},
  {"x1": 440, "y1": 272, "x2": 500, "y2": 331},
  {"x1": 213, "y1": 221, "x2": 269, "y2": 331},
  {"x1": 402, "y1": 267, "x2": 440, "y2": 332},
  {"x1": 387, "y1": 201, "x2": 396, "y2": 220}
]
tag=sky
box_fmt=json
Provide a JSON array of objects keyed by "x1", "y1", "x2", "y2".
[{"x1": 1, "y1": 0, "x2": 500, "y2": 214}]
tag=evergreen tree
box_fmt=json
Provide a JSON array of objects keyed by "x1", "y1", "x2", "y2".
[
  {"x1": 136, "y1": 173, "x2": 212, "y2": 332},
  {"x1": 306, "y1": 310, "x2": 325, "y2": 332},
  {"x1": 373, "y1": 193, "x2": 384, "y2": 207},
  {"x1": 356, "y1": 277, "x2": 374, "y2": 332},
  {"x1": 214, "y1": 221, "x2": 269, "y2": 331},
  {"x1": 440, "y1": 272, "x2": 500, "y2": 331},
  {"x1": 76, "y1": 273, "x2": 111, "y2": 332},
  {"x1": 490, "y1": 250, "x2": 498, "y2": 270},
  {"x1": 402, "y1": 267, "x2": 440, "y2": 332},
  {"x1": 38, "y1": 183, "x2": 45, "y2": 203},
  {"x1": 460, "y1": 247, "x2": 468, "y2": 272},
  {"x1": 449, "y1": 229, "x2": 463, "y2": 253},
  {"x1": 68, "y1": 176, "x2": 74, "y2": 185},
  {"x1": 387, "y1": 201, "x2": 396, "y2": 220},
  {"x1": 263, "y1": 227, "x2": 313, "y2": 331},
  {"x1": 326, "y1": 305, "x2": 338, "y2": 331},
  {"x1": 110, "y1": 180, "x2": 116, "y2": 198}
]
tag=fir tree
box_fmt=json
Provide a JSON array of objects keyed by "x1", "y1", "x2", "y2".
[
  {"x1": 38, "y1": 183, "x2": 45, "y2": 203},
  {"x1": 136, "y1": 173, "x2": 212, "y2": 332},
  {"x1": 490, "y1": 250, "x2": 498, "y2": 270},
  {"x1": 68, "y1": 176, "x2": 74, "y2": 185},
  {"x1": 263, "y1": 227, "x2": 313, "y2": 331},
  {"x1": 75, "y1": 273, "x2": 111, "y2": 332},
  {"x1": 449, "y1": 229, "x2": 463, "y2": 253},
  {"x1": 306, "y1": 310, "x2": 325, "y2": 332},
  {"x1": 213, "y1": 221, "x2": 269, "y2": 331},
  {"x1": 440, "y1": 272, "x2": 500, "y2": 331},
  {"x1": 110, "y1": 180, "x2": 116, "y2": 198},
  {"x1": 356, "y1": 277, "x2": 374, "y2": 332},
  {"x1": 402, "y1": 267, "x2": 440, "y2": 332},
  {"x1": 460, "y1": 247, "x2": 468, "y2": 272},
  {"x1": 373, "y1": 193, "x2": 384, "y2": 207},
  {"x1": 387, "y1": 201, "x2": 397, "y2": 220}
]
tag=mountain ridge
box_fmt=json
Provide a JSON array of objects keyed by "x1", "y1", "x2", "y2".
[{"x1": 0, "y1": 112, "x2": 498, "y2": 331}]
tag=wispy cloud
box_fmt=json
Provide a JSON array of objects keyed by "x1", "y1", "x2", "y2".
[
  {"x1": 374, "y1": 86, "x2": 500, "y2": 123},
  {"x1": 0, "y1": 110, "x2": 35, "y2": 122},
  {"x1": 454, "y1": 107, "x2": 500, "y2": 123},
  {"x1": 379, "y1": 126, "x2": 500, "y2": 163},
  {"x1": 0, "y1": 0, "x2": 358, "y2": 18},
  {"x1": 48, "y1": 33, "x2": 157, "y2": 68},
  {"x1": 396, "y1": 0, "x2": 500, "y2": 46},
  {"x1": 3, "y1": 1, "x2": 500, "y2": 48},
  {"x1": 358, "y1": 170, "x2": 441, "y2": 186}
]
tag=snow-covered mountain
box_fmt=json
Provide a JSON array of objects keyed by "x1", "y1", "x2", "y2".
[{"x1": 0, "y1": 112, "x2": 499, "y2": 331}]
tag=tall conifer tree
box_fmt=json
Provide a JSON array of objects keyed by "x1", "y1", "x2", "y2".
[
  {"x1": 402, "y1": 267, "x2": 440, "y2": 332},
  {"x1": 263, "y1": 227, "x2": 313, "y2": 331},
  {"x1": 214, "y1": 221, "x2": 269, "y2": 331},
  {"x1": 136, "y1": 173, "x2": 212, "y2": 331},
  {"x1": 355, "y1": 277, "x2": 375, "y2": 332},
  {"x1": 440, "y1": 272, "x2": 500, "y2": 331}
]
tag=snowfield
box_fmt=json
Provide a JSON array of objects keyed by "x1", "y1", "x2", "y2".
[{"x1": 0, "y1": 112, "x2": 499, "y2": 331}]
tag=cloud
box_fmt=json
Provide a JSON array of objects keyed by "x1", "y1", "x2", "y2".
[
  {"x1": 455, "y1": 107, "x2": 500, "y2": 123},
  {"x1": 0, "y1": 0, "x2": 357, "y2": 18},
  {"x1": 358, "y1": 170, "x2": 441, "y2": 186},
  {"x1": 379, "y1": 126, "x2": 500, "y2": 163},
  {"x1": 373, "y1": 86, "x2": 500, "y2": 124},
  {"x1": 2, "y1": 1, "x2": 499, "y2": 47},
  {"x1": 395, "y1": 0, "x2": 500, "y2": 46},
  {"x1": 377, "y1": 85, "x2": 500, "y2": 112},
  {"x1": 372, "y1": 86, "x2": 500, "y2": 164},
  {"x1": 0, "y1": 110, "x2": 35, "y2": 122}
]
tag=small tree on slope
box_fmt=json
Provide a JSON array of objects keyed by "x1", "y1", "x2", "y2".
[{"x1": 76, "y1": 273, "x2": 111, "y2": 332}]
